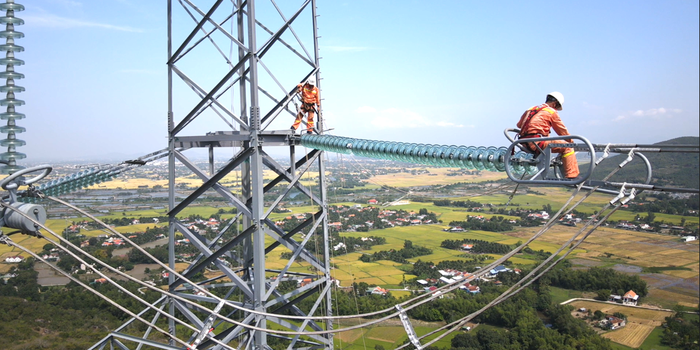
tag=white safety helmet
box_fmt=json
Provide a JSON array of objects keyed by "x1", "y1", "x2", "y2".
[
  {"x1": 547, "y1": 91, "x2": 565, "y2": 111},
  {"x1": 306, "y1": 77, "x2": 316, "y2": 86}
]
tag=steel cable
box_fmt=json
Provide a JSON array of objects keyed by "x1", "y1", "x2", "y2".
[{"x1": 394, "y1": 161, "x2": 632, "y2": 349}]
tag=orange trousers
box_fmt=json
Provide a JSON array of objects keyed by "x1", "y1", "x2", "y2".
[
  {"x1": 528, "y1": 139, "x2": 579, "y2": 178},
  {"x1": 291, "y1": 103, "x2": 315, "y2": 131}
]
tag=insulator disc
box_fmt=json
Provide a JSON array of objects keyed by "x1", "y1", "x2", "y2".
[
  {"x1": 0, "y1": 138, "x2": 26, "y2": 147},
  {"x1": 0, "y1": 112, "x2": 25, "y2": 120},
  {"x1": 0, "y1": 124, "x2": 25, "y2": 133},
  {"x1": 0, "y1": 98, "x2": 24, "y2": 106},
  {"x1": 0, "y1": 151, "x2": 25, "y2": 160},
  {"x1": 0, "y1": 3, "x2": 25, "y2": 11},
  {"x1": 493, "y1": 147, "x2": 508, "y2": 172},
  {"x1": 0, "y1": 44, "x2": 23, "y2": 52},
  {"x1": 464, "y1": 147, "x2": 477, "y2": 169},
  {"x1": 0, "y1": 57, "x2": 24, "y2": 65},
  {"x1": 480, "y1": 147, "x2": 497, "y2": 172},
  {"x1": 0, "y1": 30, "x2": 24, "y2": 38},
  {"x1": 0, "y1": 72, "x2": 24, "y2": 79},
  {"x1": 0, "y1": 17, "x2": 24, "y2": 25},
  {"x1": 470, "y1": 147, "x2": 485, "y2": 170},
  {"x1": 0, "y1": 85, "x2": 25, "y2": 92},
  {"x1": 0, "y1": 164, "x2": 24, "y2": 174}
]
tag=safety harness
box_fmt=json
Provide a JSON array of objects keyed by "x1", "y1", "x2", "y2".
[{"x1": 517, "y1": 104, "x2": 548, "y2": 155}]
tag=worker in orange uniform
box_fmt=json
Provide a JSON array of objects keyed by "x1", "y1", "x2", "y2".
[
  {"x1": 516, "y1": 92, "x2": 580, "y2": 179},
  {"x1": 291, "y1": 78, "x2": 320, "y2": 134}
]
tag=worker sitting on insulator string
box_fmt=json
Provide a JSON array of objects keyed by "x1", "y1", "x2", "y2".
[
  {"x1": 516, "y1": 91, "x2": 580, "y2": 179},
  {"x1": 291, "y1": 77, "x2": 320, "y2": 134}
]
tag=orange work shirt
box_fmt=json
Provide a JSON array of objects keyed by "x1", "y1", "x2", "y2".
[
  {"x1": 517, "y1": 104, "x2": 570, "y2": 138},
  {"x1": 297, "y1": 84, "x2": 320, "y2": 106}
]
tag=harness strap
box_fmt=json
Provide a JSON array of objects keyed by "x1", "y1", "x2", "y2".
[
  {"x1": 518, "y1": 104, "x2": 547, "y2": 138},
  {"x1": 516, "y1": 104, "x2": 549, "y2": 155}
]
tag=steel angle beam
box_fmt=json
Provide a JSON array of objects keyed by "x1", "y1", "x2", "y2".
[
  {"x1": 170, "y1": 65, "x2": 247, "y2": 130},
  {"x1": 173, "y1": 302, "x2": 207, "y2": 329},
  {"x1": 261, "y1": 68, "x2": 320, "y2": 124},
  {"x1": 261, "y1": 149, "x2": 318, "y2": 190},
  {"x1": 264, "y1": 211, "x2": 323, "y2": 255},
  {"x1": 97, "y1": 333, "x2": 183, "y2": 350},
  {"x1": 171, "y1": 224, "x2": 256, "y2": 288},
  {"x1": 169, "y1": 0, "x2": 225, "y2": 64},
  {"x1": 265, "y1": 317, "x2": 329, "y2": 346},
  {"x1": 262, "y1": 151, "x2": 323, "y2": 205},
  {"x1": 262, "y1": 220, "x2": 326, "y2": 271},
  {"x1": 263, "y1": 155, "x2": 322, "y2": 218},
  {"x1": 173, "y1": 221, "x2": 254, "y2": 297},
  {"x1": 287, "y1": 294, "x2": 334, "y2": 347},
  {"x1": 172, "y1": 53, "x2": 252, "y2": 135},
  {"x1": 256, "y1": 0, "x2": 311, "y2": 58},
  {"x1": 97, "y1": 1, "x2": 335, "y2": 349},
  {"x1": 174, "y1": 151, "x2": 253, "y2": 216},
  {"x1": 169, "y1": 148, "x2": 253, "y2": 216},
  {"x1": 196, "y1": 313, "x2": 256, "y2": 349}
]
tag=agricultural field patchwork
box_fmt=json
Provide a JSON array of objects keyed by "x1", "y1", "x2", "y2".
[
  {"x1": 0, "y1": 170, "x2": 696, "y2": 349},
  {"x1": 603, "y1": 323, "x2": 656, "y2": 349},
  {"x1": 568, "y1": 300, "x2": 673, "y2": 348},
  {"x1": 369, "y1": 168, "x2": 507, "y2": 187}
]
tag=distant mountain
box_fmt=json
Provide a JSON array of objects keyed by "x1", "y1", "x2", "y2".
[{"x1": 589, "y1": 136, "x2": 699, "y2": 190}]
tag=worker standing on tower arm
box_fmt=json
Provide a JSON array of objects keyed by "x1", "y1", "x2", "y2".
[
  {"x1": 516, "y1": 92, "x2": 580, "y2": 179},
  {"x1": 291, "y1": 78, "x2": 320, "y2": 134}
]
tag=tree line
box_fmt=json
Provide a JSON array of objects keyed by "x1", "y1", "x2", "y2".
[
  {"x1": 359, "y1": 240, "x2": 432, "y2": 263},
  {"x1": 448, "y1": 216, "x2": 515, "y2": 232},
  {"x1": 0, "y1": 258, "x2": 164, "y2": 349},
  {"x1": 543, "y1": 262, "x2": 649, "y2": 297},
  {"x1": 441, "y1": 238, "x2": 513, "y2": 254}
]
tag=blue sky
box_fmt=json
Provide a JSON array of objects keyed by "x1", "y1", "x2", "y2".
[{"x1": 14, "y1": 0, "x2": 700, "y2": 162}]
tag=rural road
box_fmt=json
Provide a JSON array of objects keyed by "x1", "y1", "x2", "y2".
[{"x1": 560, "y1": 298, "x2": 696, "y2": 314}]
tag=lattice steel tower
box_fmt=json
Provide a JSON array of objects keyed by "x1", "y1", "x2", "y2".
[{"x1": 93, "y1": 1, "x2": 333, "y2": 349}]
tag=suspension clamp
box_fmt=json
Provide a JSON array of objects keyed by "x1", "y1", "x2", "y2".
[
  {"x1": 189, "y1": 300, "x2": 224, "y2": 349},
  {"x1": 619, "y1": 149, "x2": 636, "y2": 168},
  {"x1": 621, "y1": 188, "x2": 637, "y2": 205},
  {"x1": 22, "y1": 184, "x2": 44, "y2": 200},
  {"x1": 595, "y1": 143, "x2": 611, "y2": 166},
  {"x1": 610, "y1": 183, "x2": 627, "y2": 205},
  {"x1": 396, "y1": 305, "x2": 422, "y2": 350},
  {"x1": 0, "y1": 233, "x2": 12, "y2": 246}
]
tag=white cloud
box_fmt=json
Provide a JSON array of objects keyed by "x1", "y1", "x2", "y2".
[
  {"x1": 614, "y1": 107, "x2": 682, "y2": 122},
  {"x1": 356, "y1": 106, "x2": 464, "y2": 129},
  {"x1": 23, "y1": 13, "x2": 142, "y2": 32},
  {"x1": 323, "y1": 45, "x2": 369, "y2": 53}
]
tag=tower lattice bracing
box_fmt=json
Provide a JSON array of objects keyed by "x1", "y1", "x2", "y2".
[{"x1": 92, "y1": 1, "x2": 333, "y2": 349}]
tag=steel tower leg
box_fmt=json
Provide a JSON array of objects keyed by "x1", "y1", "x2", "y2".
[{"x1": 94, "y1": 1, "x2": 332, "y2": 349}]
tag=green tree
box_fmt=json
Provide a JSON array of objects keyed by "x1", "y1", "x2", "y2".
[
  {"x1": 613, "y1": 312, "x2": 627, "y2": 320},
  {"x1": 593, "y1": 310, "x2": 604, "y2": 320},
  {"x1": 644, "y1": 211, "x2": 656, "y2": 224}
]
